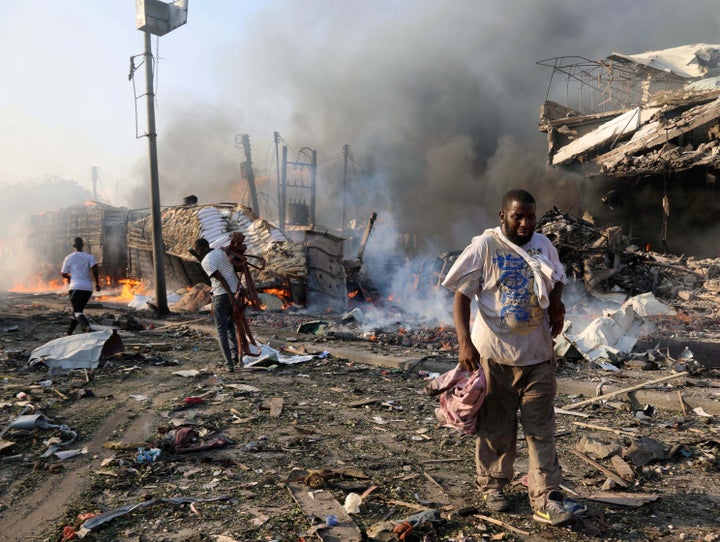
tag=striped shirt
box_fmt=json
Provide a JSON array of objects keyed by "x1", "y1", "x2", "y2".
[{"x1": 201, "y1": 249, "x2": 239, "y2": 296}]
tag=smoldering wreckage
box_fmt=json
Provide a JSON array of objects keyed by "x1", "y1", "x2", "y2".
[{"x1": 2, "y1": 44, "x2": 720, "y2": 542}]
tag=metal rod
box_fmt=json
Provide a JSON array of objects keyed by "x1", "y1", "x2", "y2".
[
  {"x1": 280, "y1": 145, "x2": 287, "y2": 232},
  {"x1": 310, "y1": 149, "x2": 317, "y2": 226},
  {"x1": 342, "y1": 144, "x2": 349, "y2": 237}
]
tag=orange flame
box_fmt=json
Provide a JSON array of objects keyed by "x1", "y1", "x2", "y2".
[
  {"x1": 10, "y1": 277, "x2": 65, "y2": 293},
  {"x1": 260, "y1": 287, "x2": 293, "y2": 309},
  {"x1": 97, "y1": 279, "x2": 149, "y2": 303}
]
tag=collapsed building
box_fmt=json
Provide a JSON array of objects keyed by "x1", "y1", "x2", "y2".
[{"x1": 538, "y1": 43, "x2": 720, "y2": 258}]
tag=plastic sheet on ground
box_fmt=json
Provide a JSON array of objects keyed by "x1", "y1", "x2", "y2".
[
  {"x1": 242, "y1": 343, "x2": 314, "y2": 367},
  {"x1": 561, "y1": 291, "x2": 675, "y2": 362},
  {"x1": 28, "y1": 330, "x2": 124, "y2": 371}
]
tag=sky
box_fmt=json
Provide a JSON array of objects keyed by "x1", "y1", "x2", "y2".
[{"x1": 2, "y1": 0, "x2": 720, "y2": 275}]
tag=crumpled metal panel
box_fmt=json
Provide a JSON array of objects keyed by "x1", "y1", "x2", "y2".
[{"x1": 304, "y1": 230, "x2": 347, "y2": 312}]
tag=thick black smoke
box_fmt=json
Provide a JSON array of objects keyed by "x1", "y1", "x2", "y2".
[{"x1": 143, "y1": 0, "x2": 720, "y2": 258}]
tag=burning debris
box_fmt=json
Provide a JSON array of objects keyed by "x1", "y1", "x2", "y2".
[
  {"x1": 129, "y1": 203, "x2": 307, "y2": 294},
  {"x1": 536, "y1": 207, "x2": 719, "y2": 303},
  {"x1": 26, "y1": 201, "x2": 328, "y2": 309}
]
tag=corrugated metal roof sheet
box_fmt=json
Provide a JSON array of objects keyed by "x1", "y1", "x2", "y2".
[{"x1": 609, "y1": 43, "x2": 720, "y2": 79}]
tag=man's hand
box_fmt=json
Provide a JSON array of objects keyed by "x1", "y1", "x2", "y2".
[
  {"x1": 458, "y1": 340, "x2": 480, "y2": 372},
  {"x1": 453, "y1": 291, "x2": 480, "y2": 372},
  {"x1": 548, "y1": 299, "x2": 565, "y2": 338}
]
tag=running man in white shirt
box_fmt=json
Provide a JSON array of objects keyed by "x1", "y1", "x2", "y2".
[{"x1": 61, "y1": 237, "x2": 101, "y2": 334}]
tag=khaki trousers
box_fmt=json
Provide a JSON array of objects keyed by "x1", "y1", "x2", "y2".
[{"x1": 475, "y1": 358, "x2": 562, "y2": 511}]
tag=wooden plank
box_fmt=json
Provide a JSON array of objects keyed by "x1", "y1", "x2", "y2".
[
  {"x1": 474, "y1": 514, "x2": 530, "y2": 536},
  {"x1": 610, "y1": 456, "x2": 635, "y2": 481},
  {"x1": 286, "y1": 482, "x2": 363, "y2": 541},
  {"x1": 562, "y1": 372, "x2": 688, "y2": 410},
  {"x1": 572, "y1": 450, "x2": 629, "y2": 488}
]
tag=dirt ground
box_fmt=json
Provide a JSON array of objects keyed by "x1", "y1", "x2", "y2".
[{"x1": 0, "y1": 290, "x2": 719, "y2": 542}]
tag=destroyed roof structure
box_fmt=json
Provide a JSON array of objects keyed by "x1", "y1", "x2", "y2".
[
  {"x1": 539, "y1": 43, "x2": 720, "y2": 174},
  {"x1": 538, "y1": 44, "x2": 720, "y2": 257}
]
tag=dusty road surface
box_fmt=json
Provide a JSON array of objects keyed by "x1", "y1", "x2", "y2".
[{"x1": 0, "y1": 290, "x2": 719, "y2": 542}]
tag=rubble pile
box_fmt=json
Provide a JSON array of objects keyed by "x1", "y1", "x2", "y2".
[
  {"x1": 539, "y1": 44, "x2": 720, "y2": 178},
  {"x1": 539, "y1": 44, "x2": 720, "y2": 258},
  {"x1": 537, "y1": 207, "x2": 718, "y2": 300},
  {"x1": 129, "y1": 203, "x2": 307, "y2": 289},
  {"x1": 0, "y1": 291, "x2": 718, "y2": 541}
]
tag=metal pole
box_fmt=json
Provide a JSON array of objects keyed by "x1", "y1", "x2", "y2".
[
  {"x1": 310, "y1": 149, "x2": 317, "y2": 226},
  {"x1": 280, "y1": 145, "x2": 288, "y2": 232},
  {"x1": 91, "y1": 166, "x2": 99, "y2": 201},
  {"x1": 342, "y1": 144, "x2": 349, "y2": 237},
  {"x1": 274, "y1": 131, "x2": 282, "y2": 225},
  {"x1": 144, "y1": 32, "x2": 169, "y2": 316},
  {"x1": 241, "y1": 134, "x2": 260, "y2": 214}
]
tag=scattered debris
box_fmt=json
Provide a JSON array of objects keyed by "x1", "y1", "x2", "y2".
[{"x1": 27, "y1": 330, "x2": 124, "y2": 372}]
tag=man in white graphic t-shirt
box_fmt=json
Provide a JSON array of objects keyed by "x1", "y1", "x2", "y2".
[{"x1": 442, "y1": 189, "x2": 585, "y2": 526}]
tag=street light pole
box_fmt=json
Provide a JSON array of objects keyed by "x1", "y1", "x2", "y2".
[
  {"x1": 135, "y1": 0, "x2": 189, "y2": 317},
  {"x1": 143, "y1": 31, "x2": 169, "y2": 316}
]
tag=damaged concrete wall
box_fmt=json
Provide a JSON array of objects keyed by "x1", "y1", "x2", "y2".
[{"x1": 29, "y1": 202, "x2": 131, "y2": 282}]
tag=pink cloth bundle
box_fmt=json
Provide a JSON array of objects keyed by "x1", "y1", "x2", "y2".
[{"x1": 424, "y1": 364, "x2": 486, "y2": 435}]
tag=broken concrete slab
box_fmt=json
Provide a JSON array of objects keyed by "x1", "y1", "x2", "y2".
[{"x1": 586, "y1": 491, "x2": 659, "y2": 507}]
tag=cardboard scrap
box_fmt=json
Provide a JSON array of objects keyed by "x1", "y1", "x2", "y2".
[
  {"x1": 610, "y1": 455, "x2": 635, "y2": 481},
  {"x1": 261, "y1": 397, "x2": 284, "y2": 417}
]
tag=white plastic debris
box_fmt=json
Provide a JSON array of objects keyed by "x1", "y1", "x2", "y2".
[{"x1": 343, "y1": 492, "x2": 362, "y2": 514}]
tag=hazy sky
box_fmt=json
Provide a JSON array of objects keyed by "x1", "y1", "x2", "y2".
[{"x1": 2, "y1": 1, "x2": 720, "y2": 251}]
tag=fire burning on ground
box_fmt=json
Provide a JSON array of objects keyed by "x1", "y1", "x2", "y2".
[
  {"x1": 96, "y1": 279, "x2": 150, "y2": 304},
  {"x1": 10, "y1": 277, "x2": 66, "y2": 294},
  {"x1": 259, "y1": 287, "x2": 293, "y2": 309},
  {"x1": 8, "y1": 275, "x2": 151, "y2": 307}
]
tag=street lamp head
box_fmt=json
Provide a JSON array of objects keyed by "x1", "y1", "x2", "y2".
[{"x1": 136, "y1": 0, "x2": 189, "y2": 36}]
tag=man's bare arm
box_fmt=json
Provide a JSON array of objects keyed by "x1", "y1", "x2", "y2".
[
  {"x1": 453, "y1": 290, "x2": 480, "y2": 372},
  {"x1": 547, "y1": 282, "x2": 565, "y2": 338}
]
